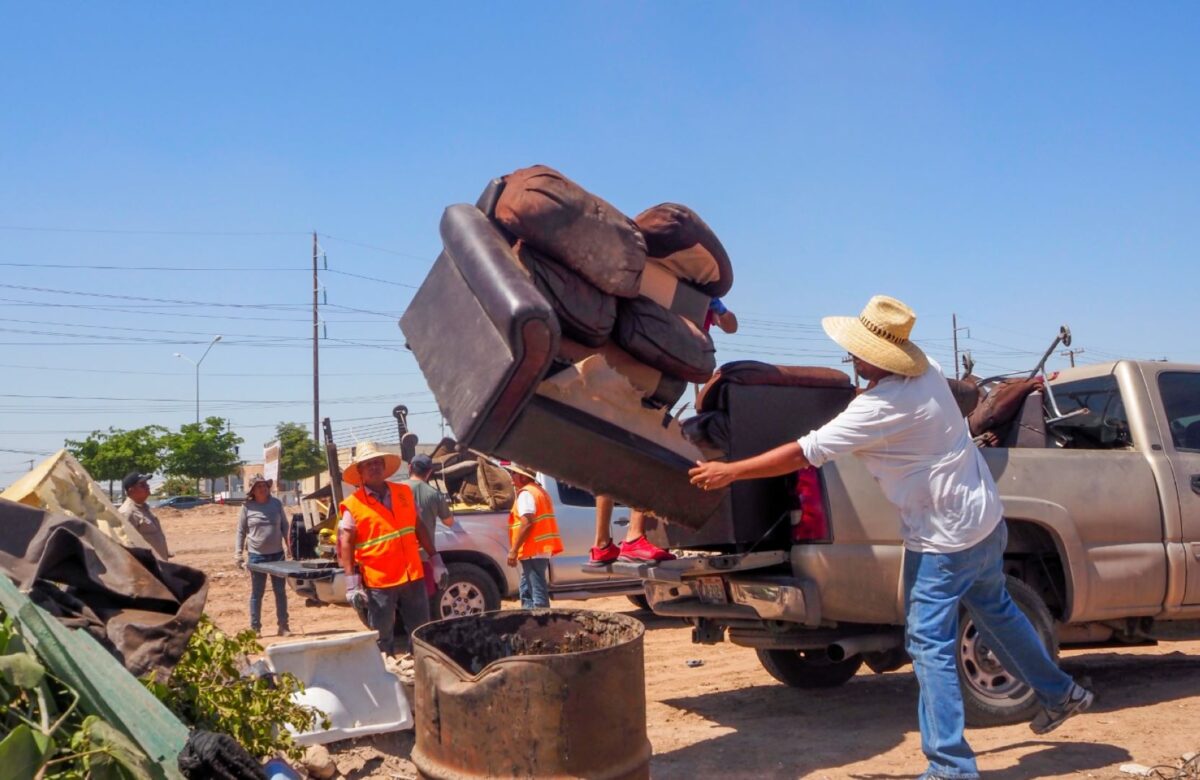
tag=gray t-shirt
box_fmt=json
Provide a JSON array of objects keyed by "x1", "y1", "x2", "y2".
[
  {"x1": 235, "y1": 497, "x2": 288, "y2": 557},
  {"x1": 119, "y1": 497, "x2": 171, "y2": 559},
  {"x1": 404, "y1": 478, "x2": 452, "y2": 539}
]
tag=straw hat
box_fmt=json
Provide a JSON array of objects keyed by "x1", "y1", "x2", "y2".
[
  {"x1": 342, "y1": 441, "x2": 401, "y2": 486},
  {"x1": 822, "y1": 295, "x2": 929, "y2": 377},
  {"x1": 504, "y1": 462, "x2": 538, "y2": 481}
]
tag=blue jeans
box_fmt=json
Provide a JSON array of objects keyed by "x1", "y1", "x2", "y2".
[
  {"x1": 519, "y1": 558, "x2": 550, "y2": 608},
  {"x1": 248, "y1": 552, "x2": 289, "y2": 632},
  {"x1": 904, "y1": 521, "x2": 1074, "y2": 779}
]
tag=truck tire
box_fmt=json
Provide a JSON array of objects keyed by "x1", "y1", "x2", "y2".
[
  {"x1": 627, "y1": 595, "x2": 650, "y2": 611},
  {"x1": 959, "y1": 575, "x2": 1057, "y2": 727},
  {"x1": 756, "y1": 648, "x2": 864, "y2": 689},
  {"x1": 431, "y1": 562, "x2": 502, "y2": 620}
]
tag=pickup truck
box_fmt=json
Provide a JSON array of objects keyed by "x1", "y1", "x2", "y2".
[
  {"x1": 615, "y1": 360, "x2": 1200, "y2": 726},
  {"x1": 254, "y1": 473, "x2": 645, "y2": 619}
]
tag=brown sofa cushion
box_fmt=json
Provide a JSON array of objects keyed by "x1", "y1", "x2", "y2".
[
  {"x1": 634, "y1": 203, "x2": 733, "y2": 297},
  {"x1": 495, "y1": 165, "x2": 646, "y2": 297},
  {"x1": 516, "y1": 241, "x2": 616, "y2": 348},
  {"x1": 614, "y1": 297, "x2": 716, "y2": 384}
]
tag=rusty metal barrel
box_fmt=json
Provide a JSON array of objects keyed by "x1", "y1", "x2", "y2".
[{"x1": 411, "y1": 608, "x2": 651, "y2": 779}]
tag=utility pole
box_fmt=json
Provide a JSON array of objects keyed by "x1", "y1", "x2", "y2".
[
  {"x1": 1060, "y1": 347, "x2": 1085, "y2": 367},
  {"x1": 312, "y1": 231, "x2": 321, "y2": 489},
  {"x1": 952, "y1": 314, "x2": 970, "y2": 380}
]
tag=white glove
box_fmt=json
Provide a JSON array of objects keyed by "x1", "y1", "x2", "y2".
[
  {"x1": 344, "y1": 573, "x2": 367, "y2": 610},
  {"x1": 429, "y1": 554, "x2": 449, "y2": 588}
]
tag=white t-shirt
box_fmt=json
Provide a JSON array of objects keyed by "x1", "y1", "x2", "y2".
[
  {"x1": 797, "y1": 359, "x2": 1003, "y2": 553},
  {"x1": 515, "y1": 488, "x2": 551, "y2": 559}
]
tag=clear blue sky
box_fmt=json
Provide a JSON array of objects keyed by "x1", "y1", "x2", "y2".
[{"x1": 2, "y1": 4, "x2": 1198, "y2": 482}]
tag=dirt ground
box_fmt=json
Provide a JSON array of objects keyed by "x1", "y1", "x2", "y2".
[{"x1": 164, "y1": 504, "x2": 1200, "y2": 779}]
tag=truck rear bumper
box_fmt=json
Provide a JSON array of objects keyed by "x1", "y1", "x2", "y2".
[{"x1": 644, "y1": 573, "x2": 822, "y2": 627}]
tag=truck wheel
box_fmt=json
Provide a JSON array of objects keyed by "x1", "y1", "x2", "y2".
[
  {"x1": 958, "y1": 575, "x2": 1058, "y2": 727},
  {"x1": 756, "y1": 648, "x2": 864, "y2": 689},
  {"x1": 431, "y1": 562, "x2": 502, "y2": 620},
  {"x1": 627, "y1": 595, "x2": 650, "y2": 611}
]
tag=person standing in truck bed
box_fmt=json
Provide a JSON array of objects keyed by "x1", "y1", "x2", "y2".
[{"x1": 689, "y1": 295, "x2": 1094, "y2": 780}]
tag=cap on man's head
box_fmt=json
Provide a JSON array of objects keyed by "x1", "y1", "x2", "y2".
[
  {"x1": 410, "y1": 453, "x2": 435, "y2": 475},
  {"x1": 122, "y1": 471, "x2": 153, "y2": 492}
]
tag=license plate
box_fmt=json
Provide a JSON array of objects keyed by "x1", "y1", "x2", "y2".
[{"x1": 695, "y1": 576, "x2": 728, "y2": 605}]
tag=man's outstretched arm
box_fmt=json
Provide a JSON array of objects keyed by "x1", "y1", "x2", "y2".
[{"x1": 689, "y1": 441, "x2": 811, "y2": 491}]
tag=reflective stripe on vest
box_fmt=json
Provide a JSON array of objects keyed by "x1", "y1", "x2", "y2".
[
  {"x1": 340, "y1": 483, "x2": 424, "y2": 589},
  {"x1": 509, "y1": 483, "x2": 564, "y2": 559}
]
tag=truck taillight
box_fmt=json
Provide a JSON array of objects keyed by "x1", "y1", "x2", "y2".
[{"x1": 790, "y1": 467, "x2": 830, "y2": 543}]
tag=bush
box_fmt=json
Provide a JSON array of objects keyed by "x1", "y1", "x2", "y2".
[{"x1": 143, "y1": 616, "x2": 327, "y2": 760}]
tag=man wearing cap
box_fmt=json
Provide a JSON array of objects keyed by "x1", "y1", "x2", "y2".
[
  {"x1": 337, "y1": 442, "x2": 436, "y2": 655},
  {"x1": 404, "y1": 453, "x2": 451, "y2": 589},
  {"x1": 118, "y1": 471, "x2": 170, "y2": 559},
  {"x1": 504, "y1": 464, "x2": 562, "y2": 609},
  {"x1": 689, "y1": 295, "x2": 1094, "y2": 780}
]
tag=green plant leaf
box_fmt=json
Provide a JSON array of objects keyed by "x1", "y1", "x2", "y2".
[
  {"x1": 0, "y1": 651, "x2": 46, "y2": 689},
  {"x1": 81, "y1": 715, "x2": 156, "y2": 780},
  {"x1": 0, "y1": 723, "x2": 52, "y2": 777}
]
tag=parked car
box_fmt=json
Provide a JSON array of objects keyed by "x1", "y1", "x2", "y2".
[
  {"x1": 248, "y1": 472, "x2": 644, "y2": 620},
  {"x1": 153, "y1": 496, "x2": 211, "y2": 510}
]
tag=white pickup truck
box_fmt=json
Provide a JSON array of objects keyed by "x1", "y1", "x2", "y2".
[{"x1": 252, "y1": 473, "x2": 646, "y2": 619}]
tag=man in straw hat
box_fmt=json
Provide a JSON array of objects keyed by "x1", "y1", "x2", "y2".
[
  {"x1": 337, "y1": 442, "x2": 436, "y2": 655},
  {"x1": 504, "y1": 463, "x2": 563, "y2": 609},
  {"x1": 689, "y1": 295, "x2": 1093, "y2": 780}
]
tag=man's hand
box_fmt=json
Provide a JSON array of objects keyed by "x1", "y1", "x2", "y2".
[
  {"x1": 344, "y1": 573, "x2": 368, "y2": 612},
  {"x1": 689, "y1": 460, "x2": 736, "y2": 492},
  {"x1": 233, "y1": 554, "x2": 245, "y2": 570},
  {"x1": 429, "y1": 553, "x2": 449, "y2": 587},
  {"x1": 506, "y1": 550, "x2": 518, "y2": 568}
]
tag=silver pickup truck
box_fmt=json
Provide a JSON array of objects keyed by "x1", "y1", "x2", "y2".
[
  {"x1": 255, "y1": 473, "x2": 644, "y2": 619},
  {"x1": 618, "y1": 360, "x2": 1200, "y2": 726}
]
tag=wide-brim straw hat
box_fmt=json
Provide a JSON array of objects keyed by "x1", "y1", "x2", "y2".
[
  {"x1": 821, "y1": 295, "x2": 930, "y2": 378},
  {"x1": 246, "y1": 475, "x2": 271, "y2": 493},
  {"x1": 504, "y1": 462, "x2": 538, "y2": 481},
  {"x1": 342, "y1": 441, "x2": 402, "y2": 486}
]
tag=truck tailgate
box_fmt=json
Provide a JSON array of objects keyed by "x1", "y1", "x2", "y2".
[
  {"x1": 599, "y1": 550, "x2": 787, "y2": 582},
  {"x1": 246, "y1": 559, "x2": 338, "y2": 580}
]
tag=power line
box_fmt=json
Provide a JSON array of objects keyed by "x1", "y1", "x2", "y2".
[{"x1": 0, "y1": 225, "x2": 307, "y2": 237}]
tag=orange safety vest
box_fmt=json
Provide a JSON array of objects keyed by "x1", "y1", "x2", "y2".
[
  {"x1": 340, "y1": 482, "x2": 424, "y2": 589},
  {"x1": 509, "y1": 482, "x2": 564, "y2": 559}
]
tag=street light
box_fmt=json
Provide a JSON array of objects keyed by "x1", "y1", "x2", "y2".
[{"x1": 174, "y1": 335, "x2": 222, "y2": 424}]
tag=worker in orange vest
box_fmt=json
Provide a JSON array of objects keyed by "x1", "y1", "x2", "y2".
[
  {"x1": 337, "y1": 442, "x2": 439, "y2": 655},
  {"x1": 504, "y1": 463, "x2": 563, "y2": 609}
]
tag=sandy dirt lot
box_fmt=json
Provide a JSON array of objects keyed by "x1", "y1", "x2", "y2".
[{"x1": 164, "y1": 504, "x2": 1200, "y2": 779}]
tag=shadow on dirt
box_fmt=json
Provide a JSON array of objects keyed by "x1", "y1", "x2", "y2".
[{"x1": 651, "y1": 648, "x2": 1200, "y2": 778}]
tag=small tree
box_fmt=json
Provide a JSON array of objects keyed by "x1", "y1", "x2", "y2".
[
  {"x1": 159, "y1": 474, "x2": 195, "y2": 497},
  {"x1": 66, "y1": 425, "x2": 166, "y2": 498},
  {"x1": 275, "y1": 422, "x2": 325, "y2": 484},
  {"x1": 162, "y1": 417, "x2": 244, "y2": 495}
]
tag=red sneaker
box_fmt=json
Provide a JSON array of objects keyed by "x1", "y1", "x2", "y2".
[
  {"x1": 618, "y1": 536, "x2": 676, "y2": 563},
  {"x1": 587, "y1": 543, "x2": 621, "y2": 567}
]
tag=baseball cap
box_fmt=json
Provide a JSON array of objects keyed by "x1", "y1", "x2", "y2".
[
  {"x1": 122, "y1": 471, "x2": 153, "y2": 492},
  {"x1": 410, "y1": 453, "x2": 435, "y2": 474}
]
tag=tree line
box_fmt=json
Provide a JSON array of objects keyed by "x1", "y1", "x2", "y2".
[{"x1": 65, "y1": 419, "x2": 325, "y2": 496}]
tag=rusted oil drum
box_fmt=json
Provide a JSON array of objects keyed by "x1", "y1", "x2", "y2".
[{"x1": 411, "y1": 609, "x2": 651, "y2": 779}]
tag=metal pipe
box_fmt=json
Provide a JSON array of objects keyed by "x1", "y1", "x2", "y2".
[{"x1": 827, "y1": 633, "x2": 903, "y2": 662}]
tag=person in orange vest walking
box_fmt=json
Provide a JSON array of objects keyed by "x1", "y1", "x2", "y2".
[
  {"x1": 337, "y1": 442, "x2": 437, "y2": 655},
  {"x1": 504, "y1": 463, "x2": 563, "y2": 609}
]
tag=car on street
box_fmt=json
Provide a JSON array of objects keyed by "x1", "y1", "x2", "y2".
[{"x1": 153, "y1": 496, "x2": 211, "y2": 510}]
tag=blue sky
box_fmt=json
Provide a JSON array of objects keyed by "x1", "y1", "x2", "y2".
[{"x1": 2, "y1": 4, "x2": 1198, "y2": 481}]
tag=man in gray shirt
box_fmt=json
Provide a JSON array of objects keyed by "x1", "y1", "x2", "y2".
[
  {"x1": 118, "y1": 471, "x2": 170, "y2": 559},
  {"x1": 404, "y1": 454, "x2": 452, "y2": 590}
]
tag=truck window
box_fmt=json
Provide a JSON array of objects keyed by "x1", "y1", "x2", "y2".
[
  {"x1": 1158, "y1": 372, "x2": 1200, "y2": 451},
  {"x1": 1049, "y1": 374, "x2": 1132, "y2": 449},
  {"x1": 556, "y1": 482, "x2": 597, "y2": 508}
]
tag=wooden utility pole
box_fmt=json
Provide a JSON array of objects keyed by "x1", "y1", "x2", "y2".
[
  {"x1": 312, "y1": 231, "x2": 321, "y2": 488},
  {"x1": 952, "y1": 314, "x2": 970, "y2": 380},
  {"x1": 1060, "y1": 347, "x2": 1085, "y2": 367}
]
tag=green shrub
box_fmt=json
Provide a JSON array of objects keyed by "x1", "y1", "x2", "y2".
[{"x1": 143, "y1": 616, "x2": 327, "y2": 760}]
